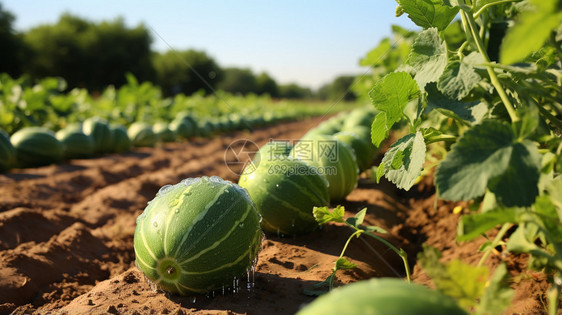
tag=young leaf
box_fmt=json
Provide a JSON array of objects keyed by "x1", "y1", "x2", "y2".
[
  {"x1": 435, "y1": 120, "x2": 541, "y2": 207},
  {"x1": 346, "y1": 208, "x2": 367, "y2": 227},
  {"x1": 425, "y1": 83, "x2": 487, "y2": 124},
  {"x1": 457, "y1": 207, "x2": 523, "y2": 241},
  {"x1": 418, "y1": 245, "x2": 489, "y2": 310},
  {"x1": 396, "y1": 0, "x2": 460, "y2": 31},
  {"x1": 378, "y1": 131, "x2": 426, "y2": 190},
  {"x1": 375, "y1": 162, "x2": 386, "y2": 183},
  {"x1": 360, "y1": 38, "x2": 393, "y2": 67},
  {"x1": 313, "y1": 205, "x2": 345, "y2": 224},
  {"x1": 437, "y1": 52, "x2": 483, "y2": 100},
  {"x1": 500, "y1": 0, "x2": 562, "y2": 64},
  {"x1": 369, "y1": 72, "x2": 420, "y2": 146},
  {"x1": 476, "y1": 264, "x2": 514, "y2": 315},
  {"x1": 407, "y1": 28, "x2": 449, "y2": 90},
  {"x1": 335, "y1": 257, "x2": 357, "y2": 270}
]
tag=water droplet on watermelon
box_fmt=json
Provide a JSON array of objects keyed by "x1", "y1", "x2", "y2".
[
  {"x1": 175, "y1": 209, "x2": 179, "y2": 214},
  {"x1": 191, "y1": 296, "x2": 196, "y2": 303},
  {"x1": 275, "y1": 184, "x2": 279, "y2": 188},
  {"x1": 225, "y1": 189, "x2": 230, "y2": 193},
  {"x1": 216, "y1": 201, "x2": 221, "y2": 205},
  {"x1": 222, "y1": 286, "x2": 225, "y2": 295},
  {"x1": 239, "y1": 223, "x2": 244, "y2": 228},
  {"x1": 166, "y1": 266, "x2": 175, "y2": 275},
  {"x1": 158, "y1": 184, "x2": 173, "y2": 196},
  {"x1": 153, "y1": 221, "x2": 158, "y2": 228}
]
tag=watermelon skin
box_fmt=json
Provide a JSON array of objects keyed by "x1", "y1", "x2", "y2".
[
  {"x1": 11, "y1": 127, "x2": 64, "y2": 168},
  {"x1": 55, "y1": 128, "x2": 94, "y2": 159},
  {"x1": 169, "y1": 118, "x2": 195, "y2": 139},
  {"x1": 291, "y1": 135, "x2": 358, "y2": 202},
  {"x1": 334, "y1": 131, "x2": 376, "y2": 172},
  {"x1": 239, "y1": 157, "x2": 330, "y2": 236},
  {"x1": 110, "y1": 125, "x2": 132, "y2": 153},
  {"x1": 0, "y1": 130, "x2": 15, "y2": 172},
  {"x1": 342, "y1": 107, "x2": 376, "y2": 130},
  {"x1": 134, "y1": 176, "x2": 262, "y2": 295},
  {"x1": 252, "y1": 140, "x2": 293, "y2": 166},
  {"x1": 153, "y1": 122, "x2": 176, "y2": 143},
  {"x1": 128, "y1": 122, "x2": 157, "y2": 147},
  {"x1": 83, "y1": 117, "x2": 113, "y2": 154},
  {"x1": 297, "y1": 278, "x2": 467, "y2": 315}
]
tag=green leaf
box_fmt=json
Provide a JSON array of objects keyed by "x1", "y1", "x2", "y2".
[
  {"x1": 364, "y1": 225, "x2": 388, "y2": 234},
  {"x1": 457, "y1": 207, "x2": 522, "y2": 241},
  {"x1": 500, "y1": 0, "x2": 562, "y2": 64},
  {"x1": 346, "y1": 208, "x2": 367, "y2": 227},
  {"x1": 513, "y1": 105, "x2": 539, "y2": 140},
  {"x1": 369, "y1": 72, "x2": 420, "y2": 146},
  {"x1": 437, "y1": 53, "x2": 483, "y2": 100},
  {"x1": 313, "y1": 205, "x2": 345, "y2": 224},
  {"x1": 379, "y1": 131, "x2": 426, "y2": 190},
  {"x1": 426, "y1": 83, "x2": 487, "y2": 123},
  {"x1": 476, "y1": 264, "x2": 514, "y2": 315},
  {"x1": 371, "y1": 112, "x2": 389, "y2": 147},
  {"x1": 396, "y1": 0, "x2": 460, "y2": 30},
  {"x1": 408, "y1": 28, "x2": 449, "y2": 90},
  {"x1": 435, "y1": 120, "x2": 541, "y2": 207},
  {"x1": 360, "y1": 38, "x2": 393, "y2": 67},
  {"x1": 418, "y1": 245, "x2": 489, "y2": 309},
  {"x1": 335, "y1": 257, "x2": 357, "y2": 270},
  {"x1": 375, "y1": 162, "x2": 386, "y2": 183}
]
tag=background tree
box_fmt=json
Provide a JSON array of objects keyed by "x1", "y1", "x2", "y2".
[
  {"x1": 316, "y1": 75, "x2": 357, "y2": 101},
  {"x1": 278, "y1": 83, "x2": 312, "y2": 99},
  {"x1": 217, "y1": 67, "x2": 258, "y2": 95},
  {"x1": 152, "y1": 49, "x2": 223, "y2": 96},
  {"x1": 256, "y1": 72, "x2": 279, "y2": 97},
  {"x1": 0, "y1": 3, "x2": 25, "y2": 77},
  {"x1": 22, "y1": 14, "x2": 154, "y2": 91}
]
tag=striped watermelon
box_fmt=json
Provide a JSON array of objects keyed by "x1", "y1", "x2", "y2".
[
  {"x1": 128, "y1": 122, "x2": 157, "y2": 147},
  {"x1": 153, "y1": 122, "x2": 176, "y2": 143},
  {"x1": 55, "y1": 128, "x2": 95, "y2": 159},
  {"x1": 11, "y1": 127, "x2": 64, "y2": 168},
  {"x1": 110, "y1": 125, "x2": 132, "y2": 153},
  {"x1": 297, "y1": 278, "x2": 467, "y2": 315},
  {"x1": 83, "y1": 117, "x2": 113, "y2": 154},
  {"x1": 253, "y1": 140, "x2": 293, "y2": 165},
  {"x1": 334, "y1": 131, "x2": 376, "y2": 172},
  {"x1": 239, "y1": 157, "x2": 330, "y2": 236},
  {"x1": 291, "y1": 135, "x2": 358, "y2": 201},
  {"x1": 134, "y1": 176, "x2": 262, "y2": 295},
  {"x1": 0, "y1": 130, "x2": 15, "y2": 172}
]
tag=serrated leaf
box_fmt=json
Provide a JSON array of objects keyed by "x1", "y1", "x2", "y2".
[
  {"x1": 369, "y1": 72, "x2": 420, "y2": 145},
  {"x1": 335, "y1": 257, "x2": 357, "y2": 270},
  {"x1": 313, "y1": 205, "x2": 345, "y2": 224},
  {"x1": 426, "y1": 83, "x2": 487, "y2": 123},
  {"x1": 476, "y1": 264, "x2": 514, "y2": 315},
  {"x1": 371, "y1": 112, "x2": 389, "y2": 147},
  {"x1": 408, "y1": 28, "x2": 448, "y2": 90},
  {"x1": 500, "y1": 0, "x2": 562, "y2": 64},
  {"x1": 396, "y1": 0, "x2": 460, "y2": 30},
  {"x1": 379, "y1": 131, "x2": 426, "y2": 190},
  {"x1": 418, "y1": 245, "x2": 489, "y2": 309},
  {"x1": 390, "y1": 149, "x2": 405, "y2": 169},
  {"x1": 435, "y1": 120, "x2": 541, "y2": 206},
  {"x1": 437, "y1": 53, "x2": 482, "y2": 100}
]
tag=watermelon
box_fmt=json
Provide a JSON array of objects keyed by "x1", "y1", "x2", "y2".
[
  {"x1": 153, "y1": 122, "x2": 176, "y2": 143},
  {"x1": 0, "y1": 130, "x2": 15, "y2": 172},
  {"x1": 334, "y1": 131, "x2": 376, "y2": 172},
  {"x1": 342, "y1": 107, "x2": 376, "y2": 130},
  {"x1": 297, "y1": 278, "x2": 467, "y2": 315},
  {"x1": 291, "y1": 135, "x2": 358, "y2": 201},
  {"x1": 134, "y1": 176, "x2": 262, "y2": 295},
  {"x1": 128, "y1": 122, "x2": 157, "y2": 147},
  {"x1": 83, "y1": 117, "x2": 113, "y2": 154},
  {"x1": 170, "y1": 118, "x2": 195, "y2": 140},
  {"x1": 11, "y1": 127, "x2": 64, "y2": 168},
  {"x1": 239, "y1": 157, "x2": 330, "y2": 236},
  {"x1": 252, "y1": 140, "x2": 293, "y2": 166},
  {"x1": 110, "y1": 125, "x2": 132, "y2": 153},
  {"x1": 55, "y1": 128, "x2": 94, "y2": 159}
]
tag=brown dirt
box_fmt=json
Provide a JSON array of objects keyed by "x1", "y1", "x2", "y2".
[{"x1": 0, "y1": 117, "x2": 549, "y2": 315}]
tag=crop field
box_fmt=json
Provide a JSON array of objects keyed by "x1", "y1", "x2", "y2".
[{"x1": 1, "y1": 0, "x2": 562, "y2": 314}]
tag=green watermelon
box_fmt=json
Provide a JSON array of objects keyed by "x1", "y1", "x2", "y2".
[
  {"x1": 11, "y1": 127, "x2": 64, "y2": 168},
  {"x1": 83, "y1": 117, "x2": 113, "y2": 154},
  {"x1": 239, "y1": 157, "x2": 330, "y2": 236},
  {"x1": 0, "y1": 130, "x2": 15, "y2": 172},
  {"x1": 334, "y1": 131, "x2": 376, "y2": 172},
  {"x1": 170, "y1": 118, "x2": 195, "y2": 139},
  {"x1": 297, "y1": 278, "x2": 467, "y2": 315},
  {"x1": 291, "y1": 135, "x2": 358, "y2": 201},
  {"x1": 252, "y1": 140, "x2": 293, "y2": 166},
  {"x1": 134, "y1": 176, "x2": 262, "y2": 295},
  {"x1": 128, "y1": 122, "x2": 157, "y2": 147},
  {"x1": 55, "y1": 128, "x2": 94, "y2": 159},
  {"x1": 110, "y1": 125, "x2": 132, "y2": 153},
  {"x1": 153, "y1": 122, "x2": 176, "y2": 143}
]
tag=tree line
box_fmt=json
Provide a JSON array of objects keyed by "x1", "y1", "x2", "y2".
[{"x1": 0, "y1": 4, "x2": 357, "y2": 100}]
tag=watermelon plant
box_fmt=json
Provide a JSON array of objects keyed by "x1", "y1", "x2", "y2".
[
  {"x1": 239, "y1": 156, "x2": 330, "y2": 236},
  {"x1": 133, "y1": 176, "x2": 263, "y2": 295},
  {"x1": 10, "y1": 127, "x2": 64, "y2": 168},
  {"x1": 364, "y1": 0, "x2": 561, "y2": 312},
  {"x1": 298, "y1": 278, "x2": 467, "y2": 315},
  {"x1": 291, "y1": 135, "x2": 358, "y2": 201}
]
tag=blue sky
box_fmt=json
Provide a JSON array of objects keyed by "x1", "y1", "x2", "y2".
[{"x1": 3, "y1": 1, "x2": 418, "y2": 89}]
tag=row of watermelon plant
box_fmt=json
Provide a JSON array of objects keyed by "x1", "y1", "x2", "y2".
[{"x1": 340, "y1": 0, "x2": 561, "y2": 314}]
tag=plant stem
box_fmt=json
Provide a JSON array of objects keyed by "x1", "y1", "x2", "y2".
[
  {"x1": 459, "y1": 2, "x2": 520, "y2": 122},
  {"x1": 547, "y1": 272, "x2": 561, "y2": 315},
  {"x1": 425, "y1": 134, "x2": 458, "y2": 145},
  {"x1": 473, "y1": 0, "x2": 521, "y2": 19},
  {"x1": 330, "y1": 230, "x2": 362, "y2": 290},
  {"x1": 477, "y1": 223, "x2": 511, "y2": 268},
  {"x1": 359, "y1": 228, "x2": 412, "y2": 283}
]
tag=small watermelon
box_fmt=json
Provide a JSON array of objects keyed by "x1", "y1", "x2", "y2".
[
  {"x1": 153, "y1": 122, "x2": 176, "y2": 143},
  {"x1": 55, "y1": 127, "x2": 94, "y2": 159},
  {"x1": 128, "y1": 122, "x2": 157, "y2": 147},
  {"x1": 83, "y1": 117, "x2": 113, "y2": 154},
  {"x1": 110, "y1": 125, "x2": 132, "y2": 153},
  {"x1": 11, "y1": 127, "x2": 64, "y2": 168},
  {"x1": 134, "y1": 176, "x2": 262, "y2": 295},
  {"x1": 334, "y1": 131, "x2": 376, "y2": 172}
]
